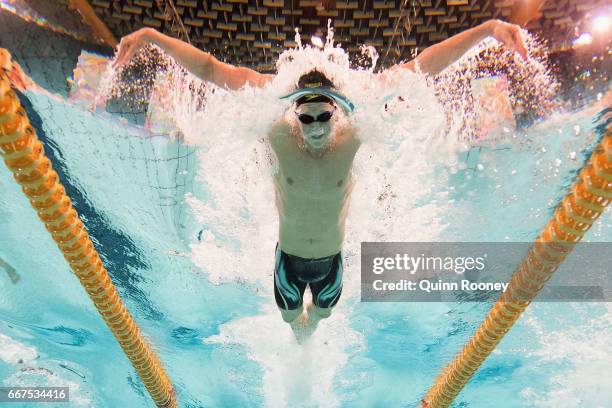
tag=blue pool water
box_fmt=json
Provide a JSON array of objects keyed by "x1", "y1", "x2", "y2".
[
  {"x1": 0, "y1": 83, "x2": 610, "y2": 408},
  {"x1": 1, "y1": 14, "x2": 611, "y2": 408}
]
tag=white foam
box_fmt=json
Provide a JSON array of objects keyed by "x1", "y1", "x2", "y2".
[
  {"x1": 521, "y1": 304, "x2": 612, "y2": 406},
  {"x1": 204, "y1": 301, "x2": 363, "y2": 408},
  {"x1": 0, "y1": 332, "x2": 38, "y2": 365},
  {"x1": 3, "y1": 367, "x2": 94, "y2": 407},
  {"x1": 0, "y1": 332, "x2": 94, "y2": 407}
]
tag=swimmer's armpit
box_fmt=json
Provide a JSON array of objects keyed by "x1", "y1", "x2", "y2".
[{"x1": 0, "y1": 256, "x2": 20, "y2": 284}]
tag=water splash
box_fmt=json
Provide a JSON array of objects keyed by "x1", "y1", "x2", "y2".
[
  {"x1": 520, "y1": 304, "x2": 612, "y2": 406},
  {"x1": 432, "y1": 30, "x2": 560, "y2": 143}
]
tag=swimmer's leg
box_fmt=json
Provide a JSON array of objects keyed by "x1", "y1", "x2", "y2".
[
  {"x1": 298, "y1": 253, "x2": 344, "y2": 341},
  {"x1": 273, "y1": 245, "x2": 307, "y2": 324},
  {"x1": 310, "y1": 252, "x2": 343, "y2": 311},
  {"x1": 280, "y1": 306, "x2": 303, "y2": 323},
  {"x1": 305, "y1": 304, "x2": 333, "y2": 325},
  {"x1": 290, "y1": 303, "x2": 330, "y2": 343},
  {"x1": 292, "y1": 294, "x2": 337, "y2": 343}
]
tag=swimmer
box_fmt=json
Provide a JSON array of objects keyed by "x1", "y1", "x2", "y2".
[{"x1": 114, "y1": 20, "x2": 528, "y2": 342}]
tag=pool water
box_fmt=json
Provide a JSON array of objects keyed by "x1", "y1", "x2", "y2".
[{"x1": 1, "y1": 17, "x2": 611, "y2": 408}]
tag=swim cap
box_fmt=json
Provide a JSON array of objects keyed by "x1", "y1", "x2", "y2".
[
  {"x1": 295, "y1": 93, "x2": 334, "y2": 106},
  {"x1": 280, "y1": 87, "x2": 355, "y2": 113}
]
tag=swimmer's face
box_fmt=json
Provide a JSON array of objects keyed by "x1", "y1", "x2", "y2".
[{"x1": 295, "y1": 102, "x2": 335, "y2": 150}]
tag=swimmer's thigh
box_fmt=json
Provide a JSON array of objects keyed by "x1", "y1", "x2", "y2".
[
  {"x1": 310, "y1": 253, "x2": 343, "y2": 309},
  {"x1": 274, "y1": 246, "x2": 307, "y2": 310}
]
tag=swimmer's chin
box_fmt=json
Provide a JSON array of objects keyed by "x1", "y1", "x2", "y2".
[
  {"x1": 305, "y1": 140, "x2": 328, "y2": 150},
  {"x1": 304, "y1": 134, "x2": 328, "y2": 145},
  {"x1": 305, "y1": 132, "x2": 325, "y2": 140}
]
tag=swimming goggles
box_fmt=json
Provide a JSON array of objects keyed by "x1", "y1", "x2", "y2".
[{"x1": 295, "y1": 108, "x2": 335, "y2": 124}]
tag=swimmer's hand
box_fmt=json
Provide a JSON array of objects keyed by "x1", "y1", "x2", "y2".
[
  {"x1": 489, "y1": 20, "x2": 528, "y2": 61},
  {"x1": 113, "y1": 27, "x2": 153, "y2": 70}
]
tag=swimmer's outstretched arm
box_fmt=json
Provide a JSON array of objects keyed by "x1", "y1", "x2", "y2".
[
  {"x1": 113, "y1": 28, "x2": 274, "y2": 90},
  {"x1": 398, "y1": 19, "x2": 528, "y2": 76}
]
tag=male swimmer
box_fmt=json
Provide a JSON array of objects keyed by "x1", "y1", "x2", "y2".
[{"x1": 114, "y1": 19, "x2": 527, "y2": 342}]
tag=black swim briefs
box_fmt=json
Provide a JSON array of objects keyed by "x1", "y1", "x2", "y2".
[{"x1": 273, "y1": 245, "x2": 343, "y2": 311}]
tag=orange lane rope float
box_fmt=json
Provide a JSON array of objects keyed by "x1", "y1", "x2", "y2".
[
  {"x1": 0, "y1": 48, "x2": 176, "y2": 408},
  {"x1": 422, "y1": 111, "x2": 611, "y2": 407}
]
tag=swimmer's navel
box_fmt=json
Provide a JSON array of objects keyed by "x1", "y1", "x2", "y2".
[{"x1": 286, "y1": 177, "x2": 293, "y2": 185}]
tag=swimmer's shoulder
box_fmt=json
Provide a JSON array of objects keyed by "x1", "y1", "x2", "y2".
[
  {"x1": 268, "y1": 118, "x2": 293, "y2": 148},
  {"x1": 269, "y1": 118, "x2": 291, "y2": 134},
  {"x1": 336, "y1": 121, "x2": 361, "y2": 150}
]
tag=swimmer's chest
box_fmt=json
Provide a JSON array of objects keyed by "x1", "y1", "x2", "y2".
[{"x1": 270, "y1": 131, "x2": 360, "y2": 195}]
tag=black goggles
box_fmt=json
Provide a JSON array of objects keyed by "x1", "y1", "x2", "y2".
[{"x1": 295, "y1": 108, "x2": 336, "y2": 124}]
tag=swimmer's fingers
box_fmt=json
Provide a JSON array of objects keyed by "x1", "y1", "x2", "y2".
[
  {"x1": 512, "y1": 30, "x2": 529, "y2": 61},
  {"x1": 505, "y1": 27, "x2": 528, "y2": 61},
  {"x1": 113, "y1": 38, "x2": 129, "y2": 69},
  {"x1": 492, "y1": 20, "x2": 528, "y2": 61},
  {"x1": 113, "y1": 30, "x2": 147, "y2": 69},
  {"x1": 113, "y1": 39, "x2": 137, "y2": 69}
]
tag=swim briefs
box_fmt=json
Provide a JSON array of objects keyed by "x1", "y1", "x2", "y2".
[{"x1": 273, "y1": 245, "x2": 343, "y2": 310}]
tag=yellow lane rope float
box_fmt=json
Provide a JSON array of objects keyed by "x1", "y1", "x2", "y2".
[
  {"x1": 0, "y1": 48, "x2": 176, "y2": 408},
  {"x1": 422, "y1": 113, "x2": 611, "y2": 407}
]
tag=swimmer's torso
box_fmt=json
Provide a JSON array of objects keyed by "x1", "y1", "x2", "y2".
[{"x1": 269, "y1": 120, "x2": 360, "y2": 258}]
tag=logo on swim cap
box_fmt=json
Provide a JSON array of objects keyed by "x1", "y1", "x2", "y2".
[
  {"x1": 304, "y1": 81, "x2": 324, "y2": 88},
  {"x1": 303, "y1": 94, "x2": 323, "y2": 100},
  {"x1": 280, "y1": 87, "x2": 356, "y2": 113},
  {"x1": 295, "y1": 93, "x2": 334, "y2": 106}
]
